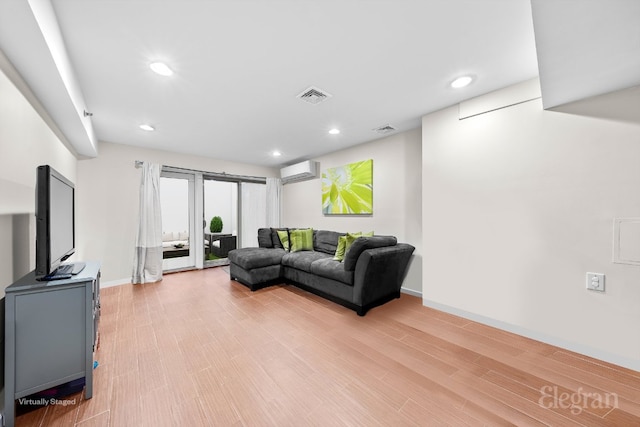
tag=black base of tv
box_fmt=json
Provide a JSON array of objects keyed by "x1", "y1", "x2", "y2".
[{"x1": 38, "y1": 261, "x2": 86, "y2": 281}]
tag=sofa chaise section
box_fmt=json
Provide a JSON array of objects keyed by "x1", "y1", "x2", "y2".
[{"x1": 228, "y1": 247, "x2": 286, "y2": 290}]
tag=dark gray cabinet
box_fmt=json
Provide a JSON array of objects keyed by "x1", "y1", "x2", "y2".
[{"x1": 3, "y1": 261, "x2": 100, "y2": 427}]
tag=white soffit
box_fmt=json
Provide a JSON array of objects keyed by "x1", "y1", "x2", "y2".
[
  {"x1": 551, "y1": 84, "x2": 640, "y2": 124},
  {"x1": 0, "y1": 0, "x2": 97, "y2": 158},
  {"x1": 459, "y1": 78, "x2": 541, "y2": 119},
  {"x1": 531, "y1": 0, "x2": 640, "y2": 110}
]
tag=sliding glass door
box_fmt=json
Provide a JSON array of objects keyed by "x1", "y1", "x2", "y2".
[
  {"x1": 160, "y1": 172, "x2": 196, "y2": 271},
  {"x1": 203, "y1": 178, "x2": 238, "y2": 267},
  {"x1": 201, "y1": 178, "x2": 268, "y2": 266},
  {"x1": 159, "y1": 166, "x2": 267, "y2": 272}
]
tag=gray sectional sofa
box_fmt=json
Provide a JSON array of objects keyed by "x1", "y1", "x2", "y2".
[{"x1": 228, "y1": 228, "x2": 415, "y2": 316}]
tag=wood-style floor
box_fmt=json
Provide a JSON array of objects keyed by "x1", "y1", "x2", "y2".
[{"x1": 14, "y1": 267, "x2": 640, "y2": 426}]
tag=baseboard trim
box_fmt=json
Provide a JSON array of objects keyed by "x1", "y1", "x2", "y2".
[
  {"x1": 401, "y1": 287, "x2": 422, "y2": 298},
  {"x1": 101, "y1": 278, "x2": 130, "y2": 288},
  {"x1": 423, "y1": 299, "x2": 640, "y2": 372}
]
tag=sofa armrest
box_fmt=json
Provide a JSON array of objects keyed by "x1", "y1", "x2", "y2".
[
  {"x1": 343, "y1": 236, "x2": 397, "y2": 271},
  {"x1": 352, "y1": 243, "x2": 415, "y2": 306}
]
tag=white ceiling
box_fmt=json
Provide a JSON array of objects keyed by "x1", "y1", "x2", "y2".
[
  {"x1": 0, "y1": 0, "x2": 541, "y2": 166},
  {"x1": 2, "y1": 1, "x2": 637, "y2": 168}
]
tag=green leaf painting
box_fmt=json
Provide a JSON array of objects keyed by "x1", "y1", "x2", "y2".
[{"x1": 322, "y1": 159, "x2": 373, "y2": 214}]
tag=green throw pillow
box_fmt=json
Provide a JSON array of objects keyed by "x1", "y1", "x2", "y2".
[
  {"x1": 277, "y1": 229, "x2": 290, "y2": 251},
  {"x1": 290, "y1": 228, "x2": 314, "y2": 252},
  {"x1": 334, "y1": 231, "x2": 369, "y2": 262},
  {"x1": 333, "y1": 235, "x2": 348, "y2": 261},
  {"x1": 332, "y1": 231, "x2": 374, "y2": 262}
]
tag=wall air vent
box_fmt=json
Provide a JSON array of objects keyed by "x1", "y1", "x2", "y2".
[
  {"x1": 373, "y1": 124, "x2": 397, "y2": 134},
  {"x1": 296, "y1": 86, "x2": 332, "y2": 105}
]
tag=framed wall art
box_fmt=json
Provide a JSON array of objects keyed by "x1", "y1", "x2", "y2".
[{"x1": 321, "y1": 159, "x2": 372, "y2": 215}]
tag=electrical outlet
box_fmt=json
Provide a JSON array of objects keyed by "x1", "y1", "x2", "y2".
[{"x1": 586, "y1": 272, "x2": 605, "y2": 292}]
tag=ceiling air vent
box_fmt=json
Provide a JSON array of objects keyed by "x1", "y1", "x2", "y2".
[
  {"x1": 297, "y1": 86, "x2": 332, "y2": 105},
  {"x1": 373, "y1": 124, "x2": 397, "y2": 134}
]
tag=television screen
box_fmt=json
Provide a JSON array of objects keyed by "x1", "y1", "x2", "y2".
[
  {"x1": 35, "y1": 165, "x2": 76, "y2": 279},
  {"x1": 48, "y1": 174, "x2": 74, "y2": 263}
]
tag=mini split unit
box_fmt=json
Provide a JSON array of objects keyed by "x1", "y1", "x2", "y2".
[{"x1": 280, "y1": 160, "x2": 319, "y2": 184}]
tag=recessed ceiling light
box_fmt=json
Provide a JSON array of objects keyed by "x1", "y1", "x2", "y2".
[
  {"x1": 329, "y1": 128, "x2": 340, "y2": 135},
  {"x1": 139, "y1": 124, "x2": 155, "y2": 131},
  {"x1": 149, "y1": 62, "x2": 173, "y2": 76},
  {"x1": 272, "y1": 150, "x2": 282, "y2": 157},
  {"x1": 450, "y1": 75, "x2": 474, "y2": 89}
]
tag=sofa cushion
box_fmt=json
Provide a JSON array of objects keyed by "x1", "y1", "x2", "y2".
[
  {"x1": 162, "y1": 232, "x2": 177, "y2": 242},
  {"x1": 315, "y1": 230, "x2": 343, "y2": 255},
  {"x1": 228, "y1": 247, "x2": 286, "y2": 270},
  {"x1": 282, "y1": 251, "x2": 331, "y2": 271},
  {"x1": 257, "y1": 228, "x2": 273, "y2": 248},
  {"x1": 343, "y1": 236, "x2": 397, "y2": 271},
  {"x1": 271, "y1": 228, "x2": 288, "y2": 249},
  {"x1": 310, "y1": 258, "x2": 354, "y2": 286},
  {"x1": 343, "y1": 232, "x2": 362, "y2": 260},
  {"x1": 290, "y1": 228, "x2": 314, "y2": 252}
]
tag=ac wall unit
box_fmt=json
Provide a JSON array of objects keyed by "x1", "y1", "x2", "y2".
[{"x1": 280, "y1": 160, "x2": 319, "y2": 184}]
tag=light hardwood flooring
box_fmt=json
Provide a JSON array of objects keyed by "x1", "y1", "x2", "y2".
[{"x1": 14, "y1": 267, "x2": 640, "y2": 426}]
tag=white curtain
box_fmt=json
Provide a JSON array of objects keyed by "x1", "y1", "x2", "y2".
[
  {"x1": 241, "y1": 182, "x2": 267, "y2": 248},
  {"x1": 266, "y1": 177, "x2": 282, "y2": 228},
  {"x1": 132, "y1": 162, "x2": 163, "y2": 284}
]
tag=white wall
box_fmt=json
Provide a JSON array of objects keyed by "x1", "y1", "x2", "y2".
[
  {"x1": 282, "y1": 128, "x2": 422, "y2": 294},
  {"x1": 0, "y1": 216, "x2": 12, "y2": 290},
  {"x1": 76, "y1": 141, "x2": 277, "y2": 284},
  {"x1": 0, "y1": 63, "x2": 77, "y2": 295},
  {"x1": 422, "y1": 80, "x2": 640, "y2": 370},
  {"x1": 0, "y1": 66, "x2": 76, "y2": 188}
]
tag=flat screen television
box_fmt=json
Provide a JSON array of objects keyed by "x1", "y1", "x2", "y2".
[{"x1": 35, "y1": 165, "x2": 78, "y2": 279}]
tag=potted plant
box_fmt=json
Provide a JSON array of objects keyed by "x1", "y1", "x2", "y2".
[{"x1": 209, "y1": 216, "x2": 223, "y2": 233}]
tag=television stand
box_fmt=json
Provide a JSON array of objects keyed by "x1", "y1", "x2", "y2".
[{"x1": 3, "y1": 261, "x2": 101, "y2": 427}]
